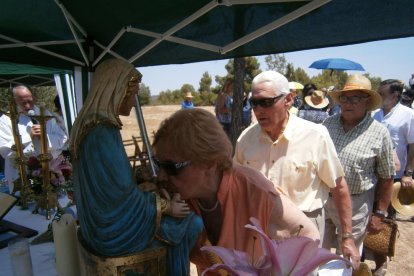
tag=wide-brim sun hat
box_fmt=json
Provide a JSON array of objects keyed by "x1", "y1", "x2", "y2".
[
  {"x1": 288, "y1": 81, "x2": 304, "y2": 90},
  {"x1": 391, "y1": 181, "x2": 414, "y2": 216},
  {"x1": 329, "y1": 74, "x2": 382, "y2": 111},
  {"x1": 185, "y1": 92, "x2": 193, "y2": 98},
  {"x1": 304, "y1": 90, "x2": 329, "y2": 109}
]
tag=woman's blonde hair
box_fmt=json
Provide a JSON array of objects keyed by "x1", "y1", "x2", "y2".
[{"x1": 153, "y1": 108, "x2": 233, "y2": 171}]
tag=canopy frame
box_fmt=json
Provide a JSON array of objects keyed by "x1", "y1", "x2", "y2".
[{"x1": 0, "y1": 0, "x2": 330, "y2": 70}]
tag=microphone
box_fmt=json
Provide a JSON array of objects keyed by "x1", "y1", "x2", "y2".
[{"x1": 28, "y1": 110, "x2": 39, "y2": 124}]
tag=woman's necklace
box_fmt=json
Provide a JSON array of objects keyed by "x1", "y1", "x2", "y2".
[{"x1": 197, "y1": 199, "x2": 219, "y2": 212}]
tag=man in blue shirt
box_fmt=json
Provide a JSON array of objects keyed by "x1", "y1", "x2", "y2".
[{"x1": 181, "y1": 92, "x2": 194, "y2": 109}]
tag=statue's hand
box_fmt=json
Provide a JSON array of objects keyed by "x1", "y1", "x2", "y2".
[{"x1": 170, "y1": 193, "x2": 191, "y2": 218}]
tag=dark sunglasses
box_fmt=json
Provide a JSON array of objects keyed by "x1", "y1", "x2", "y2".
[
  {"x1": 154, "y1": 159, "x2": 191, "y2": 176},
  {"x1": 249, "y1": 94, "x2": 284, "y2": 108}
]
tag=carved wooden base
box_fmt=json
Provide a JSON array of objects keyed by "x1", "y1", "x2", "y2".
[{"x1": 78, "y1": 233, "x2": 166, "y2": 276}]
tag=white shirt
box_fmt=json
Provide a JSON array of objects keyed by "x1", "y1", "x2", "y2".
[
  {"x1": 372, "y1": 103, "x2": 414, "y2": 178},
  {"x1": 0, "y1": 106, "x2": 68, "y2": 192},
  {"x1": 234, "y1": 115, "x2": 344, "y2": 212}
]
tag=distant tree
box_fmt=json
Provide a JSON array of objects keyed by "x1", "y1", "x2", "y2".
[
  {"x1": 292, "y1": 68, "x2": 311, "y2": 85},
  {"x1": 230, "y1": 57, "x2": 245, "y2": 147},
  {"x1": 197, "y1": 91, "x2": 217, "y2": 106},
  {"x1": 180, "y1": 84, "x2": 195, "y2": 95},
  {"x1": 216, "y1": 57, "x2": 261, "y2": 93},
  {"x1": 311, "y1": 70, "x2": 348, "y2": 91},
  {"x1": 285, "y1": 63, "x2": 295, "y2": 80},
  {"x1": 156, "y1": 89, "x2": 175, "y2": 104},
  {"x1": 0, "y1": 88, "x2": 11, "y2": 112},
  {"x1": 32, "y1": 86, "x2": 58, "y2": 112},
  {"x1": 138, "y1": 83, "x2": 151, "y2": 106},
  {"x1": 265, "y1": 54, "x2": 288, "y2": 74},
  {"x1": 196, "y1": 72, "x2": 216, "y2": 106},
  {"x1": 364, "y1": 73, "x2": 382, "y2": 91},
  {"x1": 199, "y1": 72, "x2": 212, "y2": 93}
]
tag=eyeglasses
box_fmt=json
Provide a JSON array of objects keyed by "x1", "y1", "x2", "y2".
[
  {"x1": 338, "y1": 95, "x2": 369, "y2": 104},
  {"x1": 154, "y1": 159, "x2": 191, "y2": 176},
  {"x1": 249, "y1": 94, "x2": 284, "y2": 108}
]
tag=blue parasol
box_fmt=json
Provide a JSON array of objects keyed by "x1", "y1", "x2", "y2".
[{"x1": 309, "y1": 58, "x2": 365, "y2": 71}]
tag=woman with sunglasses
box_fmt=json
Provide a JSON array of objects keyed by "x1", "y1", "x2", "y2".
[
  {"x1": 152, "y1": 108, "x2": 319, "y2": 273},
  {"x1": 69, "y1": 59, "x2": 203, "y2": 275}
]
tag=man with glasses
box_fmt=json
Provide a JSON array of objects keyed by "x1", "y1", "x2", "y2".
[
  {"x1": 322, "y1": 74, "x2": 394, "y2": 275},
  {"x1": 371, "y1": 78, "x2": 414, "y2": 274},
  {"x1": 234, "y1": 71, "x2": 360, "y2": 268},
  {"x1": 0, "y1": 85, "x2": 67, "y2": 193}
]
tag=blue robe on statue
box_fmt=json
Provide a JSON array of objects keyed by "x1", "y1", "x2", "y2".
[{"x1": 73, "y1": 124, "x2": 203, "y2": 275}]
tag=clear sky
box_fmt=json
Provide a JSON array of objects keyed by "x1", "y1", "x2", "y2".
[{"x1": 138, "y1": 37, "x2": 414, "y2": 95}]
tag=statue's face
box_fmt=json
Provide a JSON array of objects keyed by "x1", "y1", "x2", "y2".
[{"x1": 119, "y1": 73, "x2": 140, "y2": 116}]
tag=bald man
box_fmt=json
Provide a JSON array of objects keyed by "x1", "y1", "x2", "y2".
[{"x1": 0, "y1": 86, "x2": 67, "y2": 193}]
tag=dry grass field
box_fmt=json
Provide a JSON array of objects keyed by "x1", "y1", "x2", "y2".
[{"x1": 120, "y1": 105, "x2": 414, "y2": 275}]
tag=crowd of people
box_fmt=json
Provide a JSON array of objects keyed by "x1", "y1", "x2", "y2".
[{"x1": 1, "y1": 58, "x2": 413, "y2": 276}]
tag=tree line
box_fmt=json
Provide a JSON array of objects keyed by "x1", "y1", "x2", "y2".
[
  {"x1": 0, "y1": 54, "x2": 397, "y2": 112},
  {"x1": 152, "y1": 54, "x2": 388, "y2": 107}
]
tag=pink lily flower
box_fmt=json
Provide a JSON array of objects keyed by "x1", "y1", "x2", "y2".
[
  {"x1": 201, "y1": 246, "x2": 272, "y2": 276},
  {"x1": 202, "y1": 217, "x2": 349, "y2": 276}
]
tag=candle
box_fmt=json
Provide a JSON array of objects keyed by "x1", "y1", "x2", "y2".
[
  {"x1": 8, "y1": 237, "x2": 33, "y2": 276},
  {"x1": 52, "y1": 214, "x2": 81, "y2": 276}
]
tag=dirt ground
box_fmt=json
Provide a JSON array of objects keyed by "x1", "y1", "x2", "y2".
[{"x1": 120, "y1": 105, "x2": 414, "y2": 275}]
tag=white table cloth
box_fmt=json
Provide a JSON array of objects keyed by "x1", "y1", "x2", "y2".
[{"x1": 0, "y1": 197, "x2": 75, "y2": 276}]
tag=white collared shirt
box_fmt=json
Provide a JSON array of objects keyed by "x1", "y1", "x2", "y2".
[{"x1": 234, "y1": 115, "x2": 344, "y2": 212}]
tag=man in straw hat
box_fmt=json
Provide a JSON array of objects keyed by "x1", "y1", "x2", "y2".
[
  {"x1": 181, "y1": 91, "x2": 194, "y2": 109},
  {"x1": 234, "y1": 70, "x2": 360, "y2": 269},
  {"x1": 371, "y1": 79, "x2": 414, "y2": 274},
  {"x1": 322, "y1": 74, "x2": 395, "y2": 275}
]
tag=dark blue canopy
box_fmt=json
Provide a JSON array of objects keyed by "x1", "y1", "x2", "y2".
[{"x1": 0, "y1": 0, "x2": 413, "y2": 71}]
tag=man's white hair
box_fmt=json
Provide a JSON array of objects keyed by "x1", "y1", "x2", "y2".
[
  {"x1": 12, "y1": 85, "x2": 32, "y2": 96},
  {"x1": 252, "y1": 71, "x2": 290, "y2": 95}
]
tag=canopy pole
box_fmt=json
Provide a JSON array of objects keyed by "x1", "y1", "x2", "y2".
[
  {"x1": 0, "y1": 34, "x2": 85, "y2": 66},
  {"x1": 128, "y1": 27, "x2": 221, "y2": 53},
  {"x1": 55, "y1": 0, "x2": 90, "y2": 67},
  {"x1": 128, "y1": 0, "x2": 219, "y2": 63},
  {"x1": 92, "y1": 28, "x2": 128, "y2": 67}
]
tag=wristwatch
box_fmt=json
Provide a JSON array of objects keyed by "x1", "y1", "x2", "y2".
[
  {"x1": 342, "y1": 231, "x2": 355, "y2": 241},
  {"x1": 403, "y1": 169, "x2": 413, "y2": 177},
  {"x1": 373, "y1": 210, "x2": 387, "y2": 218}
]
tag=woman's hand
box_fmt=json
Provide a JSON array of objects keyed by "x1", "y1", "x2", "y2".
[{"x1": 367, "y1": 214, "x2": 384, "y2": 234}]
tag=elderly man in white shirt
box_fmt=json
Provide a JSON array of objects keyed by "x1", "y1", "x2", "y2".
[
  {"x1": 0, "y1": 85, "x2": 67, "y2": 193},
  {"x1": 234, "y1": 71, "x2": 360, "y2": 268}
]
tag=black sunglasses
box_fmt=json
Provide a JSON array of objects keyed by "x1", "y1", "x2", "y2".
[
  {"x1": 154, "y1": 159, "x2": 191, "y2": 176},
  {"x1": 249, "y1": 94, "x2": 284, "y2": 108}
]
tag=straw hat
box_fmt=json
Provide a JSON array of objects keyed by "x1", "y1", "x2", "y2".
[
  {"x1": 391, "y1": 181, "x2": 414, "y2": 216},
  {"x1": 304, "y1": 90, "x2": 329, "y2": 109},
  {"x1": 185, "y1": 92, "x2": 193, "y2": 98},
  {"x1": 288, "y1": 81, "x2": 304, "y2": 90},
  {"x1": 329, "y1": 74, "x2": 382, "y2": 111},
  {"x1": 352, "y1": 262, "x2": 372, "y2": 276}
]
